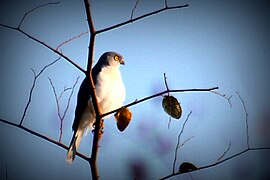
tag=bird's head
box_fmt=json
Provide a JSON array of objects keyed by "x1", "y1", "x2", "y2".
[{"x1": 98, "y1": 52, "x2": 125, "y2": 68}]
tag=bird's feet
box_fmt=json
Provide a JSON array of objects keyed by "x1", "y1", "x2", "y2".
[{"x1": 92, "y1": 119, "x2": 104, "y2": 139}]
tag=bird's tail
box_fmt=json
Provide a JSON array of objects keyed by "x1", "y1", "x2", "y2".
[{"x1": 66, "y1": 129, "x2": 83, "y2": 164}]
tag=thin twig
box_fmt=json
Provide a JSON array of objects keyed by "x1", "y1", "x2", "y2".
[
  {"x1": 62, "y1": 77, "x2": 79, "y2": 123},
  {"x1": 172, "y1": 111, "x2": 192, "y2": 174},
  {"x1": 167, "y1": 117, "x2": 172, "y2": 129},
  {"x1": 58, "y1": 86, "x2": 72, "y2": 101},
  {"x1": 236, "y1": 92, "x2": 249, "y2": 149},
  {"x1": 48, "y1": 77, "x2": 79, "y2": 142},
  {"x1": 188, "y1": 173, "x2": 194, "y2": 180},
  {"x1": 131, "y1": 0, "x2": 140, "y2": 20},
  {"x1": 217, "y1": 141, "x2": 231, "y2": 162},
  {"x1": 96, "y1": 4, "x2": 189, "y2": 34},
  {"x1": 60, "y1": 77, "x2": 79, "y2": 142},
  {"x1": 18, "y1": 2, "x2": 60, "y2": 29},
  {"x1": 48, "y1": 78, "x2": 62, "y2": 141},
  {"x1": 211, "y1": 91, "x2": 233, "y2": 108},
  {"x1": 56, "y1": 31, "x2": 89, "y2": 51},
  {"x1": 177, "y1": 136, "x2": 194, "y2": 150},
  {"x1": 163, "y1": 73, "x2": 170, "y2": 93},
  {"x1": 19, "y1": 56, "x2": 61, "y2": 126},
  {"x1": 164, "y1": 0, "x2": 168, "y2": 8},
  {"x1": 163, "y1": 73, "x2": 171, "y2": 128}
]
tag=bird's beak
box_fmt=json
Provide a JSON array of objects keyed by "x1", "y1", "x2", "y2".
[{"x1": 120, "y1": 59, "x2": 125, "y2": 65}]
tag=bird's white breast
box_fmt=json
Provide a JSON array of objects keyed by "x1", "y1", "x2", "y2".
[{"x1": 95, "y1": 66, "x2": 125, "y2": 116}]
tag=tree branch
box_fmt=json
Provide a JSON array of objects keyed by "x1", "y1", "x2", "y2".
[
  {"x1": 131, "y1": 0, "x2": 140, "y2": 20},
  {"x1": 19, "y1": 56, "x2": 61, "y2": 126},
  {"x1": 48, "y1": 76, "x2": 79, "y2": 142},
  {"x1": 0, "y1": 118, "x2": 90, "y2": 162},
  {"x1": 56, "y1": 30, "x2": 89, "y2": 51},
  {"x1": 164, "y1": 0, "x2": 168, "y2": 8},
  {"x1": 0, "y1": 2, "x2": 85, "y2": 73},
  {"x1": 217, "y1": 141, "x2": 231, "y2": 162},
  {"x1": 211, "y1": 91, "x2": 233, "y2": 108},
  {"x1": 172, "y1": 111, "x2": 192, "y2": 174},
  {"x1": 0, "y1": 24, "x2": 85, "y2": 73},
  {"x1": 18, "y1": 2, "x2": 60, "y2": 29},
  {"x1": 83, "y1": 0, "x2": 102, "y2": 179},
  {"x1": 236, "y1": 92, "x2": 249, "y2": 148},
  {"x1": 101, "y1": 87, "x2": 218, "y2": 118},
  {"x1": 96, "y1": 4, "x2": 189, "y2": 34}
]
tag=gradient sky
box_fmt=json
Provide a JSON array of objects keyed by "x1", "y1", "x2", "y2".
[{"x1": 0, "y1": 0, "x2": 269, "y2": 179}]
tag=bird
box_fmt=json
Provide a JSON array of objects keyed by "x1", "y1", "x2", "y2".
[{"x1": 66, "y1": 52, "x2": 126, "y2": 164}]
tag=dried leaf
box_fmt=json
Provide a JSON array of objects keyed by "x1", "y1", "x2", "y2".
[
  {"x1": 162, "y1": 95, "x2": 182, "y2": 119},
  {"x1": 114, "y1": 107, "x2": 132, "y2": 132},
  {"x1": 179, "y1": 162, "x2": 198, "y2": 173}
]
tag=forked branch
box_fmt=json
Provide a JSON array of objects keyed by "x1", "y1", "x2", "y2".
[
  {"x1": 0, "y1": 2, "x2": 85, "y2": 74},
  {"x1": 48, "y1": 76, "x2": 80, "y2": 142},
  {"x1": 19, "y1": 56, "x2": 61, "y2": 126},
  {"x1": 172, "y1": 111, "x2": 193, "y2": 174}
]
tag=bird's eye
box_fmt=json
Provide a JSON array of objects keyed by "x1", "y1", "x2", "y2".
[{"x1": 114, "y1": 55, "x2": 119, "y2": 61}]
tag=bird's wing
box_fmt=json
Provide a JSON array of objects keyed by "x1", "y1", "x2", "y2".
[
  {"x1": 72, "y1": 77, "x2": 91, "y2": 131},
  {"x1": 72, "y1": 66, "x2": 102, "y2": 131},
  {"x1": 92, "y1": 64, "x2": 102, "y2": 85}
]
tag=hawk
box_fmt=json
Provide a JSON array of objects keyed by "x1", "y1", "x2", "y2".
[{"x1": 66, "y1": 52, "x2": 125, "y2": 163}]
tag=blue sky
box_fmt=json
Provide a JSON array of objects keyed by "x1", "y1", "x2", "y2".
[{"x1": 0, "y1": 0, "x2": 269, "y2": 179}]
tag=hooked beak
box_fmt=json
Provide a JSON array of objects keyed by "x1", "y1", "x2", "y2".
[{"x1": 119, "y1": 59, "x2": 125, "y2": 65}]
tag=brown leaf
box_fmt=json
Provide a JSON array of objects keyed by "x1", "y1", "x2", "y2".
[
  {"x1": 114, "y1": 107, "x2": 132, "y2": 132},
  {"x1": 162, "y1": 95, "x2": 182, "y2": 119}
]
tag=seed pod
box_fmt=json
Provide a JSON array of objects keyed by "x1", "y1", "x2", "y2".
[
  {"x1": 162, "y1": 95, "x2": 182, "y2": 119},
  {"x1": 114, "y1": 107, "x2": 132, "y2": 132},
  {"x1": 179, "y1": 162, "x2": 198, "y2": 173}
]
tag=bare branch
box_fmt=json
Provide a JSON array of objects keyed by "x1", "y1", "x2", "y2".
[
  {"x1": 172, "y1": 111, "x2": 192, "y2": 174},
  {"x1": 96, "y1": 4, "x2": 189, "y2": 34},
  {"x1": 62, "y1": 77, "x2": 79, "y2": 123},
  {"x1": 0, "y1": 24, "x2": 85, "y2": 74},
  {"x1": 102, "y1": 87, "x2": 218, "y2": 118},
  {"x1": 58, "y1": 86, "x2": 72, "y2": 101},
  {"x1": 236, "y1": 92, "x2": 249, "y2": 148},
  {"x1": 163, "y1": 73, "x2": 171, "y2": 128},
  {"x1": 48, "y1": 77, "x2": 79, "y2": 142},
  {"x1": 0, "y1": 118, "x2": 90, "y2": 162},
  {"x1": 19, "y1": 56, "x2": 61, "y2": 126},
  {"x1": 217, "y1": 141, "x2": 231, "y2": 162},
  {"x1": 167, "y1": 117, "x2": 172, "y2": 129},
  {"x1": 177, "y1": 136, "x2": 194, "y2": 150},
  {"x1": 211, "y1": 91, "x2": 233, "y2": 108},
  {"x1": 163, "y1": 73, "x2": 170, "y2": 93},
  {"x1": 48, "y1": 78, "x2": 62, "y2": 141},
  {"x1": 164, "y1": 0, "x2": 168, "y2": 8},
  {"x1": 83, "y1": 1, "x2": 101, "y2": 179},
  {"x1": 56, "y1": 30, "x2": 89, "y2": 51},
  {"x1": 18, "y1": 2, "x2": 60, "y2": 29},
  {"x1": 131, "y1": 0, "x2": 140, "y2": 20}
]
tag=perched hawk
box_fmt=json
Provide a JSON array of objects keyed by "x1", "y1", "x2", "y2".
[{"x1": 66, "y1": 52, "x2": 125, "y2": 163}]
